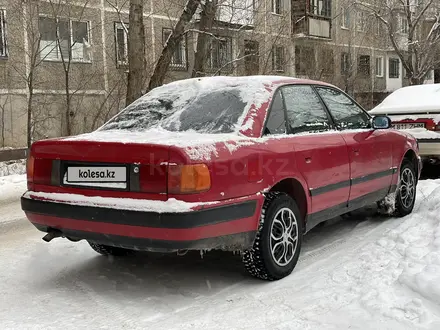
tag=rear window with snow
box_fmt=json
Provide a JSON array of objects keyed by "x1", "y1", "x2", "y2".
[{"x1": 100, "y1": 84, "x2": 248, "y2": 134}]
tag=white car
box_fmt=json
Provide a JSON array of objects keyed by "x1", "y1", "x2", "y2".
[{"x1": 370, "y1": 84, "x2": 440, "y2": 165}]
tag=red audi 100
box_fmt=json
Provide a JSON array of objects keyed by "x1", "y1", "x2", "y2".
[{"x1": 21, "y1": 76, "x2": 421, "y2": 281}]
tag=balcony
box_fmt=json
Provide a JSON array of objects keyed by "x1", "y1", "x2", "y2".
[{"x1": 292, "y1": 0, "x2": 332, "y2": 39}]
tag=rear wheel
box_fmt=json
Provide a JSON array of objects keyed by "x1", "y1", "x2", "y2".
[
  {"x1": 88, "y1": 242, "x2": 135, "y2": 257},
  {"x1": 242, "y1": 192, "x2": 303, "y2": 281}
]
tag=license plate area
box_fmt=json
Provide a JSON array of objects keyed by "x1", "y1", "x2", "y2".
[
  {"x1": 61, "y1": 161, "x2": 130, "y2": 191},
  {"x1": 392, "y1": 122, "x2": 426, "y2": 129}
]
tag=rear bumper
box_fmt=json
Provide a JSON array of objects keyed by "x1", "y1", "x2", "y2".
[
  {"x1": 21, "y1": 194, "x2": 262, "y2": 252},
  {"x1": 418, "y1": 139, "x2": 440, "y2": 159}
]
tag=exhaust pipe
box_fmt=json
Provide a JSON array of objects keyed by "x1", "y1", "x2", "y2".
[{"x1": 42, "y1": 229, "x2": 63, "y2": 242}]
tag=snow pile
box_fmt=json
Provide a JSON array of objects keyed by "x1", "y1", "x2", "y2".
[
  {"x1": 22, "y1": 191, "x2": 219, "y2": 213},
  {"x1": 0, "y1": 159, "x2": 26, "y2": 177},
  {"x1": 399, "y1": 128, "x2": 440, "y2": 140},
  {"x1": 370, "y1": 84, "x2": 440, "y2": 117},
  {"x1": 324, "y1": 180, "x2": 440, "y2": 327},
  {"x1": 0, "y1": 174, "x2": 26, "y2": 202}
]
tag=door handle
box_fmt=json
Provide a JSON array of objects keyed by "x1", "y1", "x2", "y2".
[{"x1": 305, "y1": 157, "x2": 312, "y2": 164}]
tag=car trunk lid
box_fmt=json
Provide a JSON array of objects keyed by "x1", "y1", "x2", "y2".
[{"x1": 30, "y1": 139, "x2": 172, "y2": 198}]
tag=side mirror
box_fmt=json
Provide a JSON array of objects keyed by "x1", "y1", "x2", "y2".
[{"x1": 372, "y1": 115, "x2": 392, "y2": 129}]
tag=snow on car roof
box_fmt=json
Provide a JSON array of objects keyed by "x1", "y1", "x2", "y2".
[{"x1": 370, "y1": 84, "x2": 440, "y2": 115}]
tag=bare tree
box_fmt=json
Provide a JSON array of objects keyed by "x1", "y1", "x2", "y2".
[
  {"x1": 148, "y1": 0, "x2": 201, "y2": 91},
  {"x1": 191, "y1": 0, "x2": 218, "y2": 77},
  {"x1": 0, "y1": 95, "x2": 9, "y2": 148},
  {"x1": 359, "y1": 0, "x2": 440, "y2": 85},
  {"x1": 126, "y1": 0, "x2": 146, "y2": 105}
]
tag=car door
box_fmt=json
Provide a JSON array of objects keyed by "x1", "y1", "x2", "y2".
[
  {"x1": 280, "y1": 85, "x2": 351, "y2": 220},
  {"x1": 314, "y1": 86, "x2": 393, "y2": 203}
]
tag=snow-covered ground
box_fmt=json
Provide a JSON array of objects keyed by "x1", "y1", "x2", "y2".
[
  {"x1": 0, "y1": 159, "x2": 26, "y2": 177},
  {"x1": 1, "y1": 176, "x2": 440, "y2": 329}
]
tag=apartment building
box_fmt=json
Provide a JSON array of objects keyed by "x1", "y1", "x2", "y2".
[
  {"x1": 0, "y1": 0, "x2": 297, "y2": 147},
  {"x1": 0, "y1": 0, "x2": 437, "y2": 147}
]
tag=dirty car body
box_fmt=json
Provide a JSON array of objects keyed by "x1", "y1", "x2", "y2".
[{"x1": 21, "y1": 76, "x2": 421, "y2": 280}]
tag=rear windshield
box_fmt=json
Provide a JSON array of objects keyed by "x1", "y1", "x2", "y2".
[{"x1": 100, "y1": 86, "x2": 247, "y2": 134}]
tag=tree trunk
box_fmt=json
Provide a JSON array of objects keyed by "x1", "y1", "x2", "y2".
[
  {"x1": 64, "y1": 70, "x2": 72, "y2": 136},
  {"x1": 409, "y1": 76, "x2": 423, "y2": 85},
  {"x1": 126, "y1": 0, "x2": 146, "y2": 106},
  {"x1": 148, "y1": 0, "x2": 201, "y2": 91},
  {"x1": 0, "y1": 102, "x2": 5, "y2": 148},
  {"x1": 27, "y1": 77, "x2": 33, "y2": 147},
  {"x1": 191, "y1": 0, "x2": 217, "y2": 78}
]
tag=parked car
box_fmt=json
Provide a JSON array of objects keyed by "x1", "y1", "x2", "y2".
[
  {"x1": 369, "y1": 84, "x2": 440, "y2": 165},
  {"x1": 21, "y1": 76, "x2": 421, "y2": 281}
]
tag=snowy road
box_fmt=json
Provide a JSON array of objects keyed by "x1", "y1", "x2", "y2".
[{"x1": 1, "y1": 176, "x2": 440, "y2": 329}]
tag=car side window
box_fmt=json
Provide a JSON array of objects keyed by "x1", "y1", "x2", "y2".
[
  {"x1": 315, "y1": 87, "x2": 371, "y2": 130},
  {"x1": 264, "y1": 90, "x2": 287, "y2": 135},
  {"x1": 281, "y1": 85, "x2": 331, "y2": 134}
]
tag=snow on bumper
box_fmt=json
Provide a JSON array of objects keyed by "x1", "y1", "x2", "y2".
[{"x1": 21, "y1": 191, "x2": 262, "y2": 252}]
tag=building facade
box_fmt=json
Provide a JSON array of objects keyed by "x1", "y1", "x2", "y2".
[{"x1": 0, "y1": 0, "x2": 436, "y2": 147}]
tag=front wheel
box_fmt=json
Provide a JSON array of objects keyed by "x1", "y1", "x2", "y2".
[{"x1": 242, "y1": 192, "x2": 303, "y2": 281}]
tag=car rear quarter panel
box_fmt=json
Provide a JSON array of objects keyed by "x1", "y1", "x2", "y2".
[{"x1": 171, "y1": 137, "x2": 311, "y2": 214}]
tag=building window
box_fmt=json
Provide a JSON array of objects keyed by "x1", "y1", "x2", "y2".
[
  {"x1": 356, "y1": 11, "x2": 367, "y2": 32},
  {"x1": 322, "y1": 49, "x2": 334, "y2": 74},
  {"x1": 398, "y1": 15, "x2": 408, "y2": 34},
  {"x1": 244, "y1": 40, "x2": 259, "y2": 75},
  {"x1": 115, "y1": 22, "x2": 128, "y2": 67},
  {"x1": 272, "y1": 0, "x2": 282, "y2": 14},
  {"x1": 389, "y1": 58, "x2": 400, "y2": 78},
  {"x1": 341, "y1": 52, "x2": 350, "y2": 74},
  {"x1": 0, "y1": 10, "x2": 7, "y2": 58},
  {"x1": 162, "y1": 28, "x2": 187, "y2": 70},
  {"x1": 358, "y1": 55, "x2": 370, "y2": 76},
  {"x1": 375, "y1": 57, "x2": 383, "y2": 77},
  {"x1": 272, "y1": 46, "x2": 284, "y2": 72},
  {"x1": 206, "y1": 36, "x2": 232, "y2": 71},
  {"x1": 376, "y1": 19, "x2": 381, "y2": 35},
  {"x1": 425, "y1": 69, "x2": 433, "y2": 80},
  {"x1": 311, "y1": 0, "x2": 331, "y2": 18},
  {"x1": 252, "y1": 0, "x2": 258, "y2": 11},
  {"x1": 39, "y1": 17, "x2": 91, "y2": 62},
  {"x1": 295, "y1": 46, "x2": 315, "y2": 75},
  {"x1": 341, "y1": 8, "x2": 350, "y2": 28}
]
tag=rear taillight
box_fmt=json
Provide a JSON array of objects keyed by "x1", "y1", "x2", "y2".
[
  {"x1": 33, "y1": 159, "x2": 53, "y2": 185},
  {"x1": 168, "y1": 164, "x2": 211, "y2": 194},
  {"x1": 26, "y1": 154, "x2": 35, "y2": 190},
  {"x1": 139, "y1": 164, "x2": 167, "y2": 193},
  {"x1": 27, "y1": 155, "x2": 52, "y2": 190}
]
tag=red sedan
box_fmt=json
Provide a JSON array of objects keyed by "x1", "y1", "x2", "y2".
[{"x1": 21, "y1": 76, "x2": 421, "y2": 281}]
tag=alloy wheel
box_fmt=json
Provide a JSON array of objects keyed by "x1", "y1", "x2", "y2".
[{"x1": 269, "y1": 208, "x2": 299, "y2": 267}]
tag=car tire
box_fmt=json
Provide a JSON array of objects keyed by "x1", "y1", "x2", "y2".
[
  {"x1": 88, "y1": 242, "x2": 135, "y2": 257},
  {"x1": 394, "y1": 160, "x2": 417, "y2": 217},
  {"x1": 377, "y1": 159, "x2": 417, "y2": 217},
  {"x1": 242, "y1": 192, "x2": 303, "y2": 281}
]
